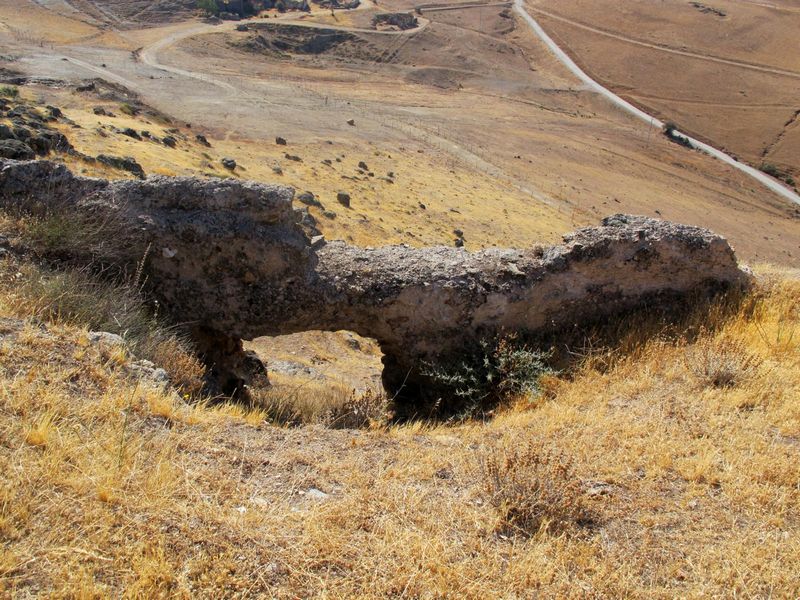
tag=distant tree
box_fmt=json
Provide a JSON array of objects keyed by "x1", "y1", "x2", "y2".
[
  {"x1": 662, "y1": 121, "x2": 679, "y2": 137},
  {"x1": 198, "y1": 0, "x2": 220, "y2": 16}
]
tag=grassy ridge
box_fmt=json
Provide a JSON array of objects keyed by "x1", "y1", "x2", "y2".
[{"x1": 0, "y1": 250, "x2": 797, "y2": 596}]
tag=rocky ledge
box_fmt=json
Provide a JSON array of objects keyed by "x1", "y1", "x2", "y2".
[{"x1": 0, "y1": 159, "x2": 750, "y2": 403}]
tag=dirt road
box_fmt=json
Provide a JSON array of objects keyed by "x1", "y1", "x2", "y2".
[{"x1": 514, "y1": 0, "x2": 800, "y2": 206}]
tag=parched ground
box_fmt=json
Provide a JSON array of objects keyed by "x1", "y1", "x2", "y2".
[
  {"x1": 1, "y1": 251, "x2": 798, "y2": 597},
  {"x1": 528, "y1": 0, "x2": 800, "y2": 179},
  {"x1": 1, "y1": 1, "x2": 800, "y2": 593},
  {"x1": 2, "y1": 0, "x2": 799, "y2": 265}
]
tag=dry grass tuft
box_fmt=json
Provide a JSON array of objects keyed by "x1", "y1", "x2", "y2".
[
  {"x1": 685, "y1": 334, "x2": 765, "y2": 388},
  {"x1": 322, "y1": 388, "x2": 388, "y2": 429},
  {"x1": 252, "y1": 380, "x2": 387, "y2": 428},
  {"x1": 147, "y1": 336, "x2": 206, "y2": 398},
  {"x1": 480, "y1": 439, "x2": 590, "y2": 536},
  {"x1": 0, "y1": 243, "x2": 798, "y2": 596},
  {"x1": 24, "y1": 412, "x2": 55, "y2": 447}
]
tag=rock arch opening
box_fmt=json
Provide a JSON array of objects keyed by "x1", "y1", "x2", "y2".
[{"x1": 0, "y1": 159, "x2": 751, "y2": 407}]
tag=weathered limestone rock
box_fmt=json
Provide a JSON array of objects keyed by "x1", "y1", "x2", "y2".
[{"x1": 0, "y1": 159, "x2": 750, "y2": 400}]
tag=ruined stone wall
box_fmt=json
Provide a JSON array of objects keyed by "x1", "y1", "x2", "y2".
[{"x1": 0, "y1": 159, "x2": 750, "y2": 399}]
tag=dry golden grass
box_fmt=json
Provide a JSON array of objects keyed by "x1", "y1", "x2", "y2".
[{"x1": 0, "y1": 249, "x2": 798, "y2": 596}]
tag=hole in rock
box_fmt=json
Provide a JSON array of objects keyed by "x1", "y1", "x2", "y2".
[{"x1": 244, "y1": 330, "x2": 384, "y2": 424}]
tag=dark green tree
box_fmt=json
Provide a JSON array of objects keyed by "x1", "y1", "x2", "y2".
[{"x1": 197, "y1": 0, "x2": 220, "y2": 16}]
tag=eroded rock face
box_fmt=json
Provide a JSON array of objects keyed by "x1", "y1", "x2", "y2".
[{"x1": 0, "y1": 159, "x2": 750, "y2": 400}]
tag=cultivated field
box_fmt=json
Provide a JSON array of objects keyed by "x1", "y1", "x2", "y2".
[{"x1": 529, "y1": 0, "x2": 800, "y2": 181}]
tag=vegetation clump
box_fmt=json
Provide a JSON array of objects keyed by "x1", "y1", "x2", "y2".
[
  {"x1": 421, "y1": 334, "x2": 553, "y2": 419},
  {"x1": 663, "y1": 121, "x2": 694, "y2": 149},
  {"x1": 480, "y1": 439, "x2": 591, "y2": 536},
  {"x1": 0, "y1": 86, "x2": 19, "y2": 98},
  {"x1": 760, "y1": 162, "x2": 796, "y2": 188}
]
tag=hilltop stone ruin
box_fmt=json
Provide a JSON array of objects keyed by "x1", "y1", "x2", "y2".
[{"x1": 0, "y1": 159, "x2": 750, "y2": 402}]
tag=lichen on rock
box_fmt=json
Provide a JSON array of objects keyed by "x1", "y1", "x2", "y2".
[{"x1": 0, "y1": 159, "x2": 751, "y2": 404}]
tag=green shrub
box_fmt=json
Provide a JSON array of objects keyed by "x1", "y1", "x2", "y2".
[
  {"x1": 197, "y1": 0, "x2": 220, "y2": 16},
  {"x1": 421, "y1": 334, "x2": 553, "y2": 419},
  {"x1": 0, "y1": 86, "x2": 19, "y2": 98}
]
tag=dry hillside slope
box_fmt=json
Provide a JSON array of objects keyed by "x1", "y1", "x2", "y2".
[
  {"x1": 529, "y1": 0, "x2": 800, "y2": 182},
  {"x1": 0, "y1": 240, "x2": 798, "y2": 596}
]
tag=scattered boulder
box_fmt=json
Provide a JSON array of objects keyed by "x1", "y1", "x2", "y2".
[
  {"x1": 195, "y1": 134, "x2": 211, "y2": 147},
  {"x1": 275, "y1": 136, "x2": 287, "y2": 145},
  {"x1": 222, "y1": 157, "x2": 237, "y2": 170},
  {"x1": 284, "y1": 154, "x2": 302, "y2": 162},
  {"x1": 118, "y1": 127, "x2": 142, "y2": 140},
  {"x1": 358, "y1": 161, "x2": 368, "y2": 170},
  {"x1": 347, "y1": 119, "x2": 355, "y2": 126},
  {"x1": 128, "y1": 359, "x2": 170, "y2": 388},
  {"x1": 96, "y1": 154, "x2": 146, "y2": 179},
  {"x1": 0, "y1": 140, "x2": 35, "y2": 160},
  {"x1": 88, "y1": 331, "x2": 125, "y2": 347},
  {"x1": 297, "y1": 191, "x2": 323, "y2": 208},
  {"x1": 337, "y1": 191, "x2": 351, "y2": 207},
  {"x1": 162, "y1": 135, "x2": 177, "y2": 148}
]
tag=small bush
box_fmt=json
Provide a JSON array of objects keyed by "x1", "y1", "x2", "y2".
[
  {"x1": 480, "y1": 440, "x2": 590, "y2": 536},
  {"x1": 759, "y1": 162, "x2": 782, "y2": 178},
  {"x1": 663, "y1": 121, "x2": 693, "y2": 149},
  {"x1": 198, "y1": 0, "x2": 220, "y2": 16},
  {"x1": 0, "y1": 86, "x2": 19, "y2": 98},
  {"x1": 760, "y1": 162, "x2": 796, "y2": 188},
  {"x1": 663, "y1": 121, "x2": 679, "y2": 136},
  {"x1": 421, "y1": 334, "x2": 553, "y2": 419},
  {"x1": 685, "y1": 335, "x2": 763, "y2": 388}
]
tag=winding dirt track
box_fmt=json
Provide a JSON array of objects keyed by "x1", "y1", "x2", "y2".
[
  {"x1": 138, "y1": 4, "x2": 429, "y2": 93},
  {"x1": 514, "y1": 0, "x2": 800, "y2": 206}
]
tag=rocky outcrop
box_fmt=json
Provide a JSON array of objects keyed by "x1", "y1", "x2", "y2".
[
  {"x1": 0, "y1": 99, "x2": 73, "y2": 159},
  {"x1": 372, "y1": 13, "x2": 419, "y2": 31},
  {"x1": 0, "y1": 159, "x2": 750, "y2": 402}
]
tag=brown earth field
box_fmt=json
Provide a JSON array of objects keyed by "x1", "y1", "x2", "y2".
[
  {"x1": 2, "y1": 0, "x2": 798, "y2": 265},
  {"x1": 2, "y1": 2, "x2": 800, "y2": 596},
  {"x1": 527, "y1": 0, "x2": 800, "y2": 181}
]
